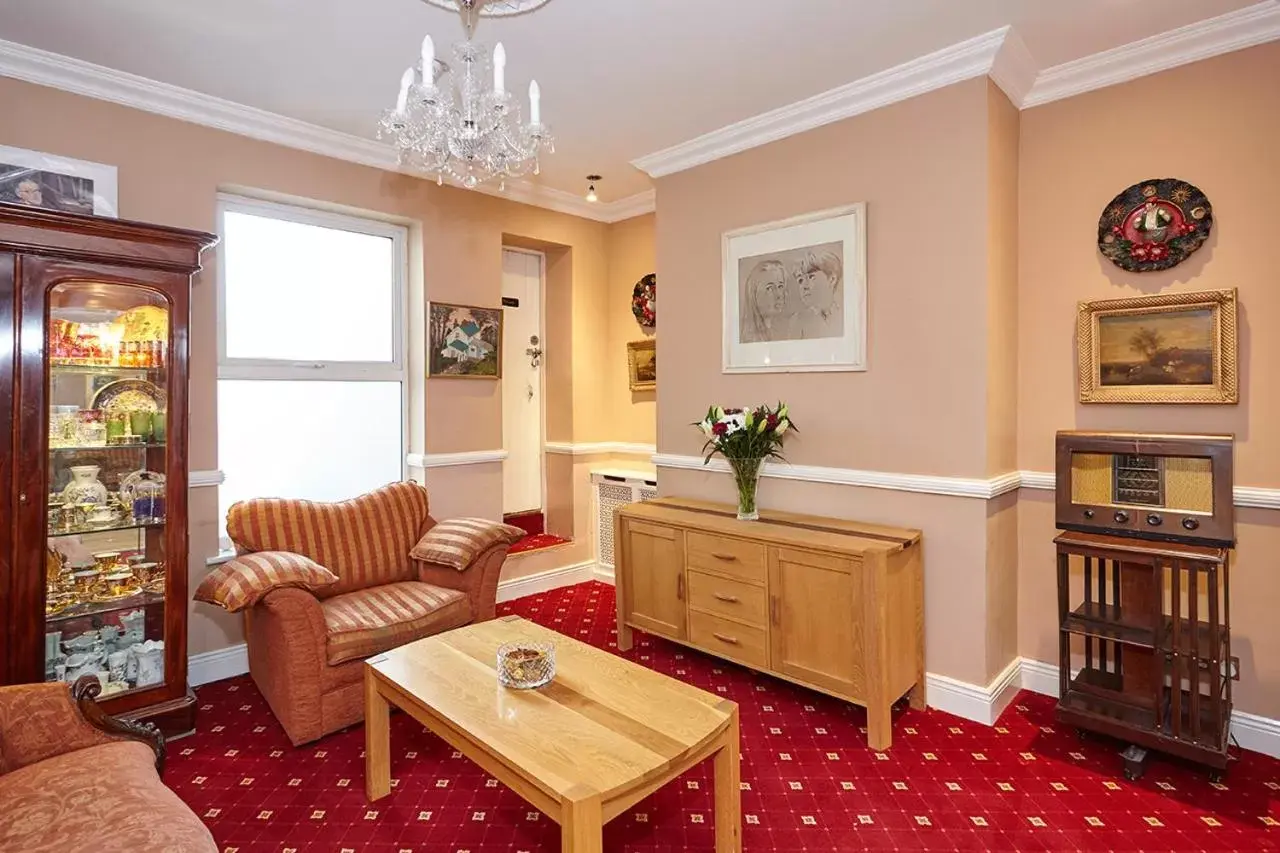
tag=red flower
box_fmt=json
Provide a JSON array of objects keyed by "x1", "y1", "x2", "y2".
[
  {"x1": 1111, "y1": 225, "x2": 1123, "y2": 234},
  {"x1": 711, "y1": 422, "x2": 728, "y2": 436},
  {"x1": 1130, "y1": 244, "x2": 1150, "y2": 260},
  {"x1": 767, "y1": 413, "x2": 779, "y2": 429},
  {"x1": 1148, "y1": 243, "x2": 1169, "y2": 261}
]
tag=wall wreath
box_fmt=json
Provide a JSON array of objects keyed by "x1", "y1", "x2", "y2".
[
  {"x1": 1097, "y1": 178, "x2": 1213, "y2": 273},
  {"x1": 631, "y1": 273, "x2": 656, "y2": 328}
]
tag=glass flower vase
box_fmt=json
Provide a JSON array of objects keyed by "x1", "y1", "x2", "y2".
[{"x1": 727, "y1": 456, "x2": 766, "y2": 521}]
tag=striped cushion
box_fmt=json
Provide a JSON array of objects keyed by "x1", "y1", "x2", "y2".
[
  {"x1": 194, "y1": 552, "x2": 339, "y2": 613},
  {"x1": 225, "y1": 482, "x2": 431, "y2": 597},
  {"x1": 410, "y1": 518, "x2": 525, "y2": 571},
  {"x1": 321, "y1": 581, "x2": 470, "y2": 665}
]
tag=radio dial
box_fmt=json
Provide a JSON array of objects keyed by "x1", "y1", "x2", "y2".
[
  {"x1": 1113, "y1": 510, "x2": 1130, "y2": 524},
  {"x1": 1082, "y1": 509, "x2": 1095, "y2": 520},
  {"x1": 1182, "y1": 517, "x2": 1200, "y2": 531},
  {"x1": 1146, "y1": 513, "x2": 1163, "y2": 527}
]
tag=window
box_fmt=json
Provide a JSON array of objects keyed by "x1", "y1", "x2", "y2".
[{"x1": 216, "y1": 195, "x2": 407, "y2": 544}]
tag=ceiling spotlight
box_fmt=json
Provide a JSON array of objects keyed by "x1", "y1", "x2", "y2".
[{"x1": 585, "y1": 175, "x2": 602, "y2": 203}]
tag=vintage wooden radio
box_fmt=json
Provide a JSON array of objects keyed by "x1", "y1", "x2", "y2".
[{"x1": 1055, "y1": 431, "x2": 1235, "y2": 546}]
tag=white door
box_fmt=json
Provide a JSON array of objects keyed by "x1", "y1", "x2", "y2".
[{"x1": 501, "y1": 250, "x2": 544, "y2": 515}]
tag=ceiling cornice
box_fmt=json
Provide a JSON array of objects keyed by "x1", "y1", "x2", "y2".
[
  {"x1": 1023, "y1": 0, "x2": 1280, "y2": 107},
  {"x1": 0, "y1": 37, "x2": 654, "y2": 224},
  {"x1": 634, "y1": 1, "x2": 1280, "y2": 178},
  {"x1": 632, "y1": 27, "x2": 1010, "y2": 179}
]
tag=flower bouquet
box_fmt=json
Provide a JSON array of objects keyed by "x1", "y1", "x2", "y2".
[{"x1": 695, "y1": 403, "x2": 796, "y2": 520}]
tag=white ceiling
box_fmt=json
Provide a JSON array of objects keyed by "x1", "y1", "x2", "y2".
[{"x1": 0, "y1": 0, "x2": 1266, "y2": 203}]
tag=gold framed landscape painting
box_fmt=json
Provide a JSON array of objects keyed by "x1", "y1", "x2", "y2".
[
  {"x1": 627, "y1": 339, "x2": 656, "y2": 391},
  {"x1": 1077, "y1": 288, "x2": 1237, "y2": 404}
]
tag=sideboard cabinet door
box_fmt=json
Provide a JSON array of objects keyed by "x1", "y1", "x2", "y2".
[
  {"x1": 619, "y1": 521, "x2": 687, "y2": 640},
  {"x1": 768, "y1": 548, "x2": 863, "y2": 700}
]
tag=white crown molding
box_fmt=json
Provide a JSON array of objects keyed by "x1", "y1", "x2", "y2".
[
  {"x1": 0, "y1": 37, "x2": 653, "y2": 224},
  {"x1": 653, "y1": 453, "x2": 1021, "y2": 500},
  {"x1": 1018, "y1": 657, "x2": 1280, "y2": 759},
  {"x1": 406, "y1": 450, "x2": 508, "y2": 468},
  {"x1": 988, "y1": 25, "x2": 1039, "y2": 106},
  {"x1": 1023, "y1": 1, "x2": 1280, "y2": 107},
  {"x1": 634, "y1": 4, "x2": 1280, "y2": 175},
  {"x1": 190, "y1": 469, "x2": 225, "y2": 488},
  {"x1": 632, "y1": 27, "x2": 1010, "y2": 178},
  {"x1": 545, "y1": 441, "x2": 657, "y2": 457}
]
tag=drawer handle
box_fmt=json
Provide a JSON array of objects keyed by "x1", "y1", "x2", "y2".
[
  {"x1": 712, "y1": 632, "x2": 740, "y2": 646},
  {"x1": 677, "y1": 573, "x2": 685, "y2": 601},
  {"x1": 713, "y1": 592, "x2": 740, "y2": 604},
  {"x1": 711, "y1": 552, "x2": 739, "y2": 562}
]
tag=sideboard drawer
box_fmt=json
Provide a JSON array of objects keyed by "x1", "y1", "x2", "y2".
[
  {"x1": 689, "y1": 611, "x2": 768, "y2": 669},
  {"x1": 687, "y1": 571, "x2": 767, "y2": 626},
  {"x1": 686, "y1": 532, "x2": 766, "y2": 582}
]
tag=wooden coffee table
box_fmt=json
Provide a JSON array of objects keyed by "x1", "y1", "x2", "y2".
[{"x1": 364, "y1": 615, "x2": 741, "y2": 852}]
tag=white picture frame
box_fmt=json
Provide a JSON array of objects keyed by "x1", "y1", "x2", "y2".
[
  {"x1": 722, "y1": 203, "x2": 867, "y2": 373},
  {"x1": 0, "y1": 144, "x2": 118, "y2": 217}
]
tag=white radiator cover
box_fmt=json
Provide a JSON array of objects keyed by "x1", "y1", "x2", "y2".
[{"x1": 591, "y1": 469, "x2": 658, "y2": 570}]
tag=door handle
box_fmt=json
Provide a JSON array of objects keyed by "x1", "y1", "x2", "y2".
[
  {"x1": 712, "y1": 633, "x2": 740, "y2": 646},
  {"x1": 676, "y1": 573, "x2": 685, "y2": 601},
  {"x1": 713, "y1": 592, "x2": 740, "y2": 603},
  {"x1": 770, "y1": 596, "x2": 780, "y2": 626}
]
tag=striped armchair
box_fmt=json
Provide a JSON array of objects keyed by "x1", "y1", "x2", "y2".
[{"x1": 224, "y1": 482, "x2": 516, "y2": 745}]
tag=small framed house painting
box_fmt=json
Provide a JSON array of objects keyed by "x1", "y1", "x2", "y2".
[
  {"x1": 0, "y1": 145, "x2": 118, "y2": 217},
  {"x1": 722, "y1": 203, "x2": 867, "y2": 373},
  {"x1": 1077, "y1": 288, "x2": 1238, "y2": 404},
  {"x1": 627, "y1": 339, "x2": 656, "y2": 391},
  {"x1": 429, "y1": 302, "x2": 503, "y2": 379}
]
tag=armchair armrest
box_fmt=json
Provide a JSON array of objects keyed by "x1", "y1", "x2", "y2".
[
  {"x1": 415, "y1": 543, "x2": 511, "y2": 622},
  {"x1": 0, "y1": 678, "x2": 163, "y2": 776}
]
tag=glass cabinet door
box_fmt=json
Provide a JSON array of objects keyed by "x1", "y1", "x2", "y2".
[{"x1": 44, "y1": 282, "x2": 171, "y2": 696}]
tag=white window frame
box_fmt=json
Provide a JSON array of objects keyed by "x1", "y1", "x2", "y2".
[
  {"x1": 215, "y1": 193, "x2": 409, "y2": 384},
  {"x1": 214, "y1": 193, "x2": 411, "y2": 527}
]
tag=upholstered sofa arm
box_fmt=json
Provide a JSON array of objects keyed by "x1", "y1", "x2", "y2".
[
  {"x1": 415, "y1": 543, "x2": 511, "y2": 622},
  {"x1": 245, "y1": 587, "x2": 331, "y2": 746},
  {"x1": 195, "y1": 551, "x2": 339, "y2": 613},
  {"x1": 0, "y1": 679, "x2": 164, "y2": 776}
]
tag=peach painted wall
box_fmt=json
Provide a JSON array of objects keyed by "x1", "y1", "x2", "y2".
[
  {"x1": 0, "y1": 76, "x2": 619, "y2": 656},
  {"x1": 654, "y1": 78, "x2": 1011, "y2": 686},
  {"x1": 1016, "y1": 42, "x2": 1280, "y2": 717},
  {"x1": 606, "y1": 214, "x2": 657, "y2": 446}
]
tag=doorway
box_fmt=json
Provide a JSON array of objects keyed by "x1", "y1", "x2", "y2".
[{"x1": 501, "y1": 249, "x2": 546, "y2": 536}]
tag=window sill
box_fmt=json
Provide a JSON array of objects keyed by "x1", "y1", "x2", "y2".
[{"x1": 206, "y1": 548, "x2": 237, "y2": 567}]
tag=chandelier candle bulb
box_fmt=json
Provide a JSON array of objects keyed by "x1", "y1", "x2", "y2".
[
  {"x1": 395, "y1": 67, "x2": 414, "y2": 115},
  {"x1": 421, "y1": 35, "x2": 435, "y2": 82},
  {"x1": 529, "y1": 79, "x2": 541, "y2": 124},
  {"x1": 493, "y1": 42, "x2": 506, "y2": 94}
]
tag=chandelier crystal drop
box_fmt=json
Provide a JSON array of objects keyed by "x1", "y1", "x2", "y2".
[{"x1": 379, "y1": 0, "x2": 554, "y2": 190}]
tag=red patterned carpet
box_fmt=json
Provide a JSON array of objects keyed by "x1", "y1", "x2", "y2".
[
  {"x1": 508, "y1": 532, "x2": 571, "y2": 555},
  {"x1": 169, "y1": 581, "x2": 1280, "y2": 852}
]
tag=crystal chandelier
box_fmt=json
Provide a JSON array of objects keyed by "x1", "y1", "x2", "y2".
[{"x1": 379, "y1": 0, "x2": 554, "y2": 190}]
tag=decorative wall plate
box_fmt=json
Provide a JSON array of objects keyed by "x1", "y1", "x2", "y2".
[
  {"x1": 631, "y1": 273, "x2": 656, "y2": 328},
  {"x1": 1098, "y1": 178, "x2": 1212, "y2": 273},
  {"x1": 91, "y1": 379, "x2": 164, "y2": 412}
]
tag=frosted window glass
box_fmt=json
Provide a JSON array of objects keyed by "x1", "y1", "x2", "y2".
[
  {"x1": 218, "y1": 380, "x2": 402, "y2": 535},
  {"x1": 222, "y1": 211, "x2": 395, "y2": 362}
]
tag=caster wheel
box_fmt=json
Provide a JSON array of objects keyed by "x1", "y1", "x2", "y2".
[
  {"x1": 1209, "y1": 772, "x2": 1224, "y2": 784},
  {"x1": 1124, "y1": 768, "x2": 1141, "y2": 782}
]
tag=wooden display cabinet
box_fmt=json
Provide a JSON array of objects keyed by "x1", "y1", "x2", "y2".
[
  {"x1": 0, "y1": 204, "x2": 216, "y2": 737},
  {"x1": 615, "y1": 497, "x2": 923, "y2": 750}
]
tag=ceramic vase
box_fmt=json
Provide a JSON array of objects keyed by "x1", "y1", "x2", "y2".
[{"x1": 60, "y1": 465, "x2": 109, "y2": 506}]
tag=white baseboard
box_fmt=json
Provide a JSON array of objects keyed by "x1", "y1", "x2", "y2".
[
  {"x1": 495, "y1": 561, "x2": 597, "y2": 603},
  {"x1": 1016, "y1": 657, "x2": 1280, "y2": 760},
  {"x1": 924, "y1": 657, "x2": 1022, "y2": 726},
  {"x1": 189, "y1": 643, "x2": 249, "y2": 687},
  {"x1": 592, "y1": 564, "x2": 616, "y2": 584},
  {"x1": 189, "y1": 562, "x2": 598, "y2": 687}
]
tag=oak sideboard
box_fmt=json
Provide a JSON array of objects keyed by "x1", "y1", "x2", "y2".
[{"x1": 615, "y1": 497, "x2": 923, "y2": 749}]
